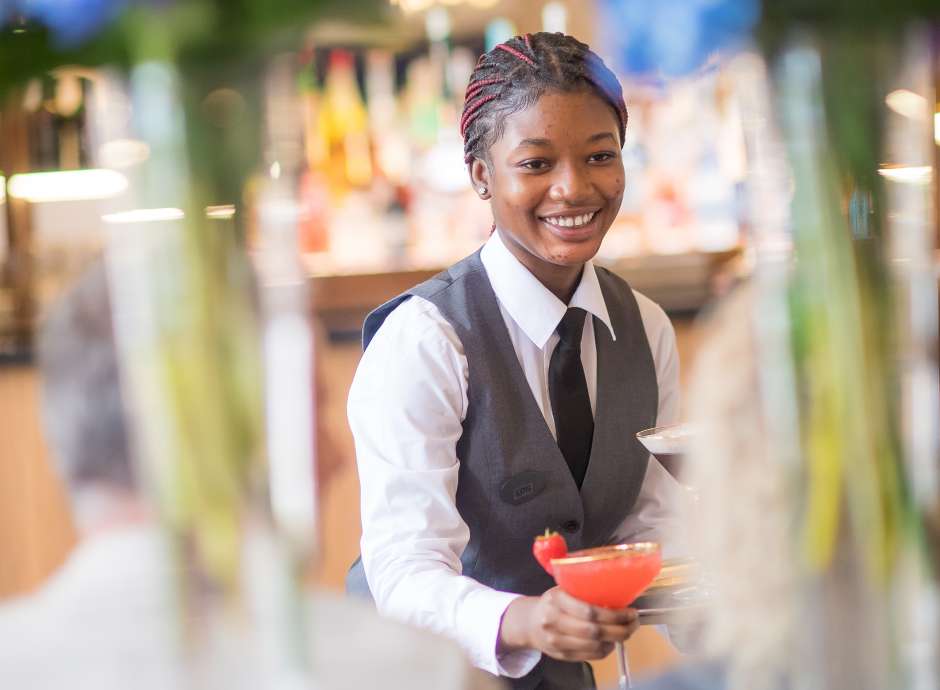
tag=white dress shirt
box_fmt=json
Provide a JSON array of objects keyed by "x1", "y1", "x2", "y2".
[{"x1": 348, "y1": 230, "x2": 685, "y2": 678}]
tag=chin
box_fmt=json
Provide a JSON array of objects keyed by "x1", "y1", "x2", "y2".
[{"x1": 545, "y1": 238, "x2": 604, "y2": 266}]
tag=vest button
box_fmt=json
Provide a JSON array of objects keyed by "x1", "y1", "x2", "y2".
[{"x1": 561, "y1": 519, "x2": 580, "y2": 533}]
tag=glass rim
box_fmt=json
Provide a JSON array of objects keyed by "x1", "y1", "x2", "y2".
[
  {"x1": 635, "y1": 422, "x2": 692, "y2": 439},
  {"x1": 551, "y1": 541, "x2": 660, "y2": 566}
]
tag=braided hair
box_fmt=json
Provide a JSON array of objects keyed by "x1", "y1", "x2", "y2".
[{"x1": 460, "y1": 32, "x2": 628, "y2": 166}]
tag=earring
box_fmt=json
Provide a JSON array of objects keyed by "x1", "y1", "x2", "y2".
[{"x1": 478, "y1": 186, "x2": 488, "y2": 195}]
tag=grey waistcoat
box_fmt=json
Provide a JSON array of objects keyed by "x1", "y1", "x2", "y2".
[{"x1": 347, "y1": 250, "x2": 658, "y2": 690}]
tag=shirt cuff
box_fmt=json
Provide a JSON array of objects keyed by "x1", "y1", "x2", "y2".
[
  {"x1": 458, "y1": 589, "x2": 542, "y2": 678},
  {"x1": 495, "y1": 648, "x2": 542, "y2": 678}
]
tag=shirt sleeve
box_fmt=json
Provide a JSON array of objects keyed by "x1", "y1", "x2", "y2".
[
  {"x1": 348, "y1": 296, "x2": 541, "y2": 678},
  {"x1": 612, "y1": 294, "x2": 688, "y2": 560}
]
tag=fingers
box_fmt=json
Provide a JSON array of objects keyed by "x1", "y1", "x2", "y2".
[
  {"x1": 548, "y1": 610, "x2": 635, "y2": 642},
  {"x1": 534, "y1": 588, "x2": 641, "y2": 660},
  {"x1": 541, "y1": 634, "x2": 615, "y2": 662},
  {"x1": 552, "y1": 589, "x2": 639, "y2": 625},
  {"x1": 624, "y1": 611, "x2": 640, "y2": 639}
]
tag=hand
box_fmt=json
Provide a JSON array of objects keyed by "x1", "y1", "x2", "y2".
[{"x1": 498, "y1": 587, "x2": 640, "y2": 662}]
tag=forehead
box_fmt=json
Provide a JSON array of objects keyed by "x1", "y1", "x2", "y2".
[{"x1": 495, "y1": 88, "x2": 621, "y2": 150}]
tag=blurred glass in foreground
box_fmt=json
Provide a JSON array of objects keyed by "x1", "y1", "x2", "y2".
[{"x1": 596, "y1": 2, "x2": 940, "y2": 690}]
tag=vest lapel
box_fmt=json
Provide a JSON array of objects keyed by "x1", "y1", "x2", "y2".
[
  {"x1": 579, "y1": 271, "x2": 658, "y2": 542},
  {"x1": 468, "y1": 261, "x2": 582, "y2": 493}
]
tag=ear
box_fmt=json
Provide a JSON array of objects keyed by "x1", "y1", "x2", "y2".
[{"x1": 468, "y1": 158, "x2": 492, "y2": 200}]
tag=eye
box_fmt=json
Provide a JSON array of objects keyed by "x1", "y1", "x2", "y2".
[
  {"x1": 519, "y1": 159, "x2": 551, "y2": 171},
  {"x1": 589, "y1": 151, "x2": 617, "y2": 163}
]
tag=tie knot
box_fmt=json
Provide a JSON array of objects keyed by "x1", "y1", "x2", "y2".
[{"x1": 556, "y1": 307, "x2": 587, "y2": 348}]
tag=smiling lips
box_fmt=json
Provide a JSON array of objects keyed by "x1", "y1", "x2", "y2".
[{"x1": 540, "y1": 210, "x2": 598, "y2": 229}]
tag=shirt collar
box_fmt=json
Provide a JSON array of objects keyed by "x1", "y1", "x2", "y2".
[{"x1": 479, "y1": 229, "x2": 617, "y2": 349}]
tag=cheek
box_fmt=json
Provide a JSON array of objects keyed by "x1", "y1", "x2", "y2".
[
  {"x1": 602, "y1": 167, "x2": 625, "y2": 201},
  {"x1": 496, "y1": 177, "x2": 548, "y2": 213},
  {"x1": 598, "y1": 157, "x2": 625, "y2": 199},
  {"x1": 610, "y1": 180, "x2": 625, "y2": 203}
]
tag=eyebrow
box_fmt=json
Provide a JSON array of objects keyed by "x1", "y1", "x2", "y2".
[
  {"x1": 515, "y1": 132, "x2": 617, "y2": 149},
  {"x1": 516, "y1": 137, "x2": 552, "y2": 148}
]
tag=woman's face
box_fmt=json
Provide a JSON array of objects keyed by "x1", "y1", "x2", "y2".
[{"x1": 471, "y1": 88, "x2": 625, "y2": 292}]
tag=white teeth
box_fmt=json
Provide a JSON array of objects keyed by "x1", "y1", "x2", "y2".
[{"x1": 544, "y1": 211, "x2": 596, "y2": 229}]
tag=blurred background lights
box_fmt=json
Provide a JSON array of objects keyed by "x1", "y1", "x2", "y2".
[
  {"x1": 390, "y1": 0, "x2": 498, "y2": 12},
  {"x1": 98, "y1": 139, "x2": 151, "y2": 169},
  {"x1": 376, "y1": 138, "x2": 410, "y2": 183},
  {"x1": 54, "y1": 73, "x2": 84, "y2": 117},
  {"x1": 885, "y1": 89, "x2": 929, "y2": 120},
  {"x1": 877, "y1": 165, "x2": 933, "y2": 185},
  {"x1": 101, "y1": 208, "x2": 185, "y2": 224},
  {"x1": 390, "y1": 0, "x2": 434, "y2": 11},
  {"x1": 8, "y1": 169, "x2": 128, "y2": 203},
  {"x1": 22, "y1": 79, "x2": 43, "y2": 112},
  {"x1": 425, "y1": 7, "x2": 451, "y2": 42},
  {"x1": 485, "y1": 17, "x2": 516, "y2": 51},
  {"x1": 542, "y1": 1, "x2": 567, "y2": 33},
  {"x1": 206, "y1": 204, "x2": 237, "y2": 220}
]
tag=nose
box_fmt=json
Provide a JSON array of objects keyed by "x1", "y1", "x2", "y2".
[{"x1": 548, "y1": 160, "x2": 593, "y2": 203}]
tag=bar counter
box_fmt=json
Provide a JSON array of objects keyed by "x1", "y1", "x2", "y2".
[{"x1": 309, "y1": 249, "x2": 740, "y2": 340}]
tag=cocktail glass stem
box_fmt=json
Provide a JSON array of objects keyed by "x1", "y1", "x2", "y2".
[{"x1": 615, "y1": 640, "x2": 632, "y2": 689}]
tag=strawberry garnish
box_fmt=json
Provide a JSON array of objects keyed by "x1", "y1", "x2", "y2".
[{"x1": 532, "y1": 529, "x2": 567, "y2": 576}]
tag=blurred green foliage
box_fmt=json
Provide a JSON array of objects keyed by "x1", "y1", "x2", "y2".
[
  {"x1": 759, "y1": 0, "x2": 940, "y2": 29},
  {"x1": 0, "y1": 0, "x2": 387, "y2": 95},
  {"x1": 775, "y1": 24, "x2": 921, "y2": 582},
  {"x1": 0, "y1": 0, "x2": 386, "y2": 600}
]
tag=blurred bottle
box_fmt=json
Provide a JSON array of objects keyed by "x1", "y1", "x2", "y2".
[
  {"x1": 297, "y1": 48, "x2": 330, "y2": 253},
  {"x1": 297, "y1": 169, "x2": 330, "y2": 254},
  {"x1": 403, "y1": 57, "x2": 441, "y2": 149},
  {"x1": 298, "y1": 48, "x2": 328, "y2": 172},
  {"x1": 321, "y1": 49, "x2": 372, "y2": 192},
  {"x1": 365, "y1": 50, "x2": 413, "y2": 263},
  {"x1": 366, "y1": 50, "x2": 409, "y2": 186}
]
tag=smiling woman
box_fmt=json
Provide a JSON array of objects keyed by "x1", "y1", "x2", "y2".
[
  {"x1": 473, "y1": 89, "x2": 625, "y2": 302},
  {"x1": 457, "y1": 32, "x2": 628, "y2": 303},
  {"x1": 346, "y1": 32, "x2": 686, "y2": 690}
]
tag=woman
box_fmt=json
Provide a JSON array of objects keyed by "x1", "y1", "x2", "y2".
[{"x1": 347, "y1": 33, "x2": 685, "y2": 690}]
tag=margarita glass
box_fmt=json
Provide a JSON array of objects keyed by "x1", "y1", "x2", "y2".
[
  {"x1": 635, "y1": 422, "x2": 694, "y2": 481},
  {"x1": 550, "y1": 542, "x2": 662, "y2": 689}
]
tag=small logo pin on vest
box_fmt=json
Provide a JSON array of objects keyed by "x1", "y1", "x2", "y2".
[{"x1": 499, "y1": 470, "x2": 547, "y2": 506}]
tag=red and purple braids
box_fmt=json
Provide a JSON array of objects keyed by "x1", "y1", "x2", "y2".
[{"x1": 460, "y1": 32, "x2": 628, "y2": 165}]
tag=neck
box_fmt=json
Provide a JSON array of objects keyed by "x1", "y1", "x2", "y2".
[
  {"x1": 496, "y1": 230, "x2": 585, "y2": 303},
  {"x1": 536, "y1": 263, "x2": 583, "y2": 304}
]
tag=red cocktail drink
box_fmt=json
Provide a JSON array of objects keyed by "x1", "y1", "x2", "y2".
[
  {"x1": 548, "y1": 542, "x2": 661, "y2": 689},
  {"x1": 550, "y1": 543, "x2": 662, "y2": 609}
]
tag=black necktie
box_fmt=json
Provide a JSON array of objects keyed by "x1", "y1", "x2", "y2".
[{"x1": 549, "y1": 307, "x2": 593, "y2": 488}]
